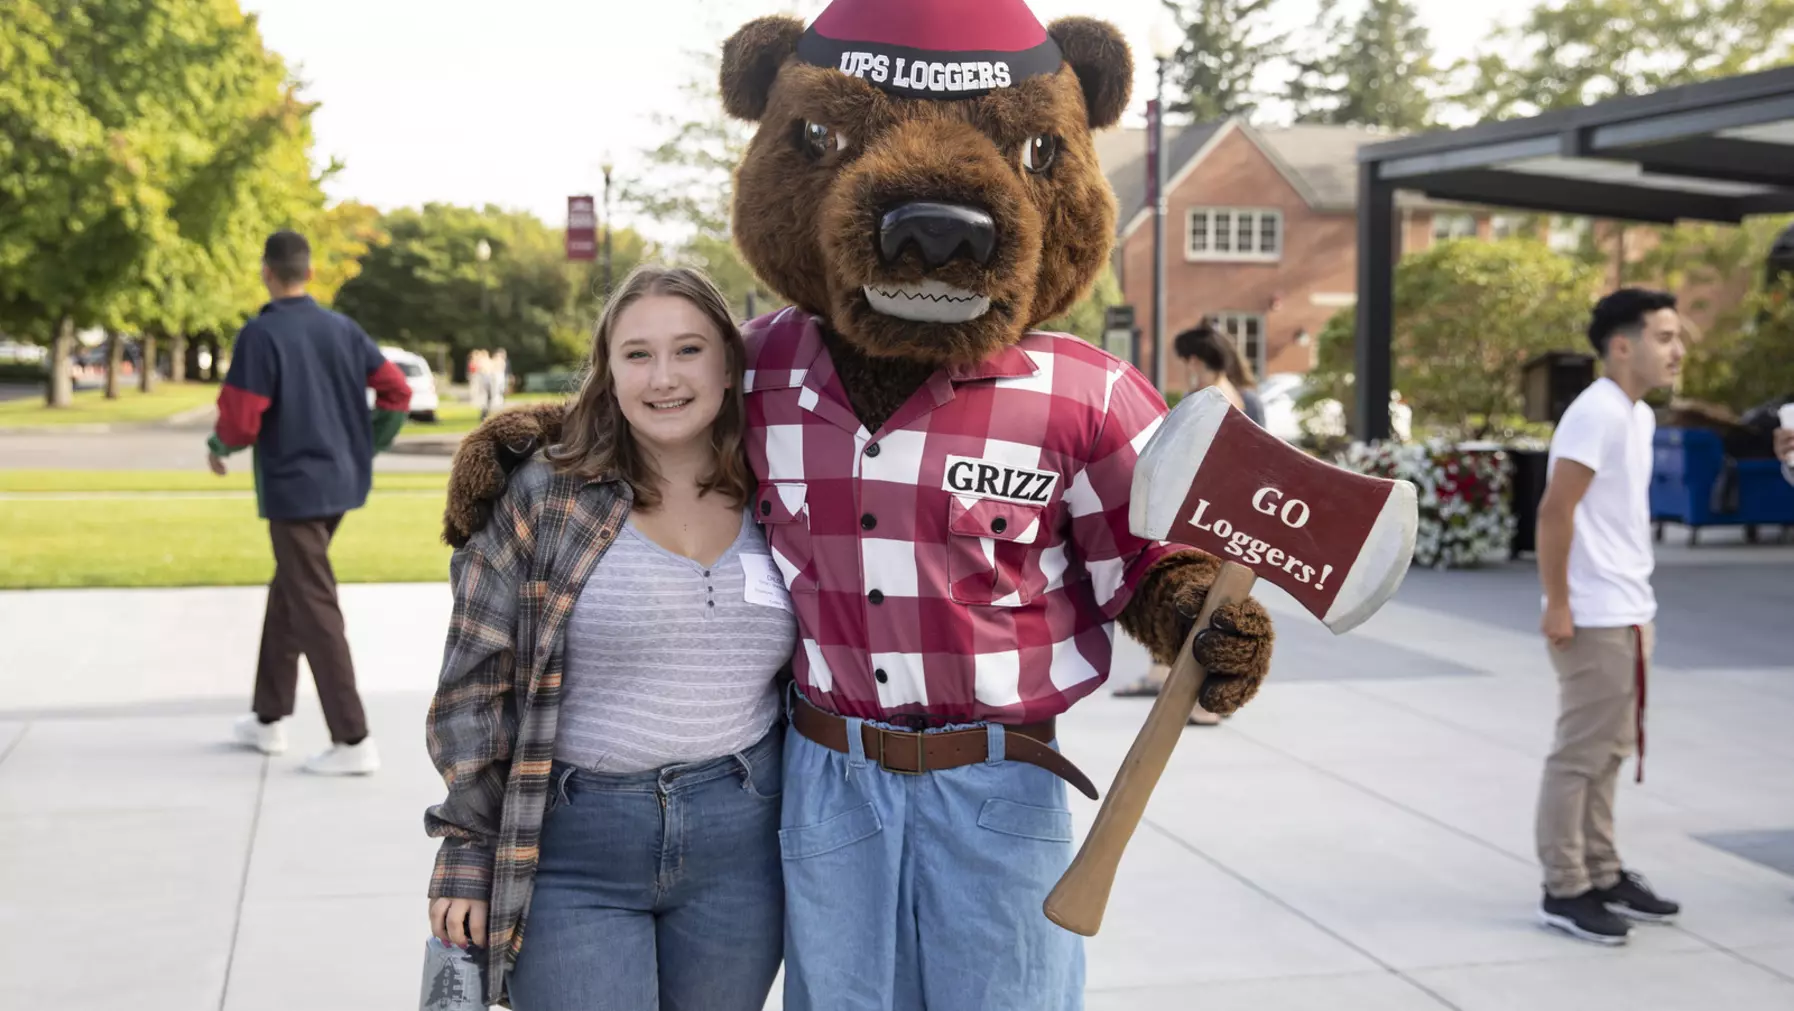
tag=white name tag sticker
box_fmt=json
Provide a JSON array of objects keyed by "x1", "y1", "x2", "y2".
[{"x1": 741, "y1": 553, "x2": 793, "y2": 612}]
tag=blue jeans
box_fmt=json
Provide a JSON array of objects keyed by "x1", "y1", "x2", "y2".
[
  {"x1": 778, "y1": 699, "x2": 1085, "y2": 1011},
  {"x1": 506, "y1": 725, "x2": 785, "y2": 1011}
]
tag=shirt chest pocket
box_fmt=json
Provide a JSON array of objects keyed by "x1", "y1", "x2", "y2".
[
  {"x1": 755, "y1": 481, "x2": 817, "y2": 595},
  {"x1": 946, "y1": 497, "x2": 1049, "y2": 607}
]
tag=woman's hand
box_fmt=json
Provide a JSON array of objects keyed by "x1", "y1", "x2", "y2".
[{"x1": 430, "y1": 897, "x2": 489, "y2": 949}]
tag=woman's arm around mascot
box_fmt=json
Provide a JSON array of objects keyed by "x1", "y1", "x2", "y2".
[{"x1": 440, "y1": 398, "x2": 1273, "y2": 713}]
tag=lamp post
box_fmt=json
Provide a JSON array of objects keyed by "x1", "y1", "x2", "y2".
[
  {"x1": 601, "y1": 157, "x2": 614, "y2": 298},
  {"x1": 1148, "y1": 16, "x2": 1179, "y2": 393},
  {"x1": 475, "y1": 238, "x2": 491, "y2": 319}
]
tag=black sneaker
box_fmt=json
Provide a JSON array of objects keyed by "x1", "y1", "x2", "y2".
[
  {"x1": 1540, "y1": 889, "x2": 1631, "y2": 945},
  {"x1": 1593, "y1": 870, "x2": 1680, "y2": 923}
]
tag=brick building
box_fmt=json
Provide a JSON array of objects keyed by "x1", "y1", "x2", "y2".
[{"x1": 1095, "y1": 118, "x2": 1729, "y2": 397}]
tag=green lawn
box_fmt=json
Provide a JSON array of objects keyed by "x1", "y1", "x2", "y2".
[
  {"x1": 0, "y1": 486, "x2": 454, "y2": 589},
  {"x1": 0, "y1": 469, "x2": 448, "y2": 494},
  {"x1": 0, "y1": 381, "x2": 219, "y2": 426}
]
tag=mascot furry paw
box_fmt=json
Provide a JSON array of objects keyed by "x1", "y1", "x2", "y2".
[{"x1": 444, "y1": 1, "x2": 1273, "y2": 1005}]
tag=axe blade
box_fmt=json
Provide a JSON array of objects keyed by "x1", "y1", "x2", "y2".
[{"x1": 1131, "y1": 388, "x2": 1418, "y2": 635}]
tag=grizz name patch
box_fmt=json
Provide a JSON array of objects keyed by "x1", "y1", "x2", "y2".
[{"x1": 943, "y1": 455, "x2": 1058, "y2": 506}]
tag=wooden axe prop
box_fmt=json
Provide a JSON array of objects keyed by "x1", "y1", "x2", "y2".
[{"x1": 1043, "y1": 386, "x2": 1419, "y2": 936}]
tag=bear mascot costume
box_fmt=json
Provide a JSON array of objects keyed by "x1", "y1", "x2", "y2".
[{"x1": 443, "y1": 1, "x2": 1276, "y2": 1007}]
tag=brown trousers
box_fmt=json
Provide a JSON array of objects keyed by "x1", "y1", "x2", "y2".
[
  {"x1": 253, "y1": 515, "x2": 369, "y2": 744},
  {"x1": 1534, "y1": 622, "x2": 1652, "y2": 898}
]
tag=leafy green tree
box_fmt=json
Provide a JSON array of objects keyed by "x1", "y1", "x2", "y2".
[
  {"x1": 0, "y1": 0, "x2": 138, "y2": 405},
  {"x1": 1454, "y1": 0, "x2": 1794, "y2": 121},
  {"x1": 0, "y1": 0, "x2": 317, "y2": 402},
  {"x1": 1287, "y1": 0, "x2": 1440, "y2": 130},
  {"x1": 624, "y1": 49, "x2": 785, "y2": 317},
  {"x1": 1039, "y1": 265, "x2": 1123, "y2": 344},
  {"x1": 332, "y1": 204, "x2": 653, "y2": 379},
  {"x1": 1622, "y1": 215, "x2": 1794, "y2": 410},
  {"x1": 1159, "y1": 0, "x2": 1291, "y2": 122},
  {"x1": 1303, "y1": 237, "x2": 1604, "y2": 440}
]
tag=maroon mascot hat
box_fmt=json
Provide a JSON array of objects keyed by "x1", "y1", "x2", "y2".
[{"x1": 796, "y1": 0, "x2": 1064, "y2": 101}]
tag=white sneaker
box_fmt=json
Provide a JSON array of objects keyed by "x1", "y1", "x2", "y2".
[
  {"x1": 233, "y1": 715, "x2": 288, "y2": 755},
  {"x1": 301, "y1": 738, "x2": 381, "y2": 776}
]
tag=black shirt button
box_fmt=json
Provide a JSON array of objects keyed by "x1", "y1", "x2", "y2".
[
  {"x1": 866, "y1": 442, "x2": 881, "y2": 457},
  {"x1": 761, "y1": 500, "x2": 772, "y2": 516},
  {"x1": 874, "y1": 668, "x2": 889, "y2": 684},
  {"x1": 860, "y1": 513, "x2": 876, "y2": 531},
  {"x1": 991, "y1": 517, "x2": 1008, "y2": 534},
  {"x1": 868, "y1": 589, "x2": 884, "y2": 605}
]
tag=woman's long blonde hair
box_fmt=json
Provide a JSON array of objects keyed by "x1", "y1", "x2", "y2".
[{"x1": 546, "y1": 264, "x2": 753, "y2": 511}]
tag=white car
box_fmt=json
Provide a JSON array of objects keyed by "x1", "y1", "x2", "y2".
[{"x1": 368, "y1": 346, "x2": 440, "y2": 422}]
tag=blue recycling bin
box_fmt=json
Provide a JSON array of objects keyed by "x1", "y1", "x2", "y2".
[{"x1": 1650, "y1": 426, "x2": 1794, "y2": 543}]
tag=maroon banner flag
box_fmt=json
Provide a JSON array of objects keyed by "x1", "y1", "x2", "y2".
[{"x1": 566, "y1": 195, "x2": 597, "y2": 261}]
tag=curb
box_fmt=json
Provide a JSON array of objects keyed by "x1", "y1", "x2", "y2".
[
  {"x1": 0, "y1": 422, "x2": 120, "y2": 435},
  {"x1": 389, "y1": 435, "x2": 464, "y2": 457}
]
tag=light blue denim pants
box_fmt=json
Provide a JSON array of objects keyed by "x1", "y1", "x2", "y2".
[
  {"x1": 506, "y1": 724, "x2": 785, "y2": 1011},
  {"x1": 778, "y1": 691, "x2": 1085, "y2": 1011}
]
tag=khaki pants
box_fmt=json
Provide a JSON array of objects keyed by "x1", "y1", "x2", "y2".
[{"x1": 1534, "y1": 623, "x2": 1652, "y2": 898}]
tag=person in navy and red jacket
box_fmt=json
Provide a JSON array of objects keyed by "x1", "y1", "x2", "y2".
[{"x1": 212, "y1": 228, "x2": 413, "y2": 777}]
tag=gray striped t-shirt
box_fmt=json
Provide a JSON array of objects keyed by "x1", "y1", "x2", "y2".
[{"x1": 555, "y1": 508, "x2": 798, "y2": 774}]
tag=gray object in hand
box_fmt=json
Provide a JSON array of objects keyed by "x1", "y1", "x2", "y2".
[{"x1": 421, "y1": 938, "x2": 487, "y2": 1010}]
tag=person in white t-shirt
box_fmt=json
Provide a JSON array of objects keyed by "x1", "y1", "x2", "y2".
[
  {"x1": 1776, "y1": 418, "x2": 1793, "y2": 485},
  {"x1": 1532, "y1": 288, "x2": 1685, "y2": 946}
]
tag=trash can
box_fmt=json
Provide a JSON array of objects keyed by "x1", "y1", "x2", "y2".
[{"x1": 1521, "y1": 351, "x2": 1596, "y2": 425}]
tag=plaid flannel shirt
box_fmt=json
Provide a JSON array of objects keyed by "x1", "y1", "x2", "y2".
[
  {"x1": 423, "y1": 458, "x2": 630, "y2": 1007},
  {"x1": 742, "y1": 307, "x2": 1182, "y2": 725}
]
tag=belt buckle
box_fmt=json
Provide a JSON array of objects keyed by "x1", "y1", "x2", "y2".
[{"x1": 877, "y1": 729, "x2": 927, "y2": 776}]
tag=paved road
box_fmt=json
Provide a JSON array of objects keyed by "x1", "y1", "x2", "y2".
[
  {"x1": 0, "y1": 383, "x2": 39, "y2": 403},
  {"x1": 3, "y1": 546, "x2": 1792, "y2": 1010},
  {"x1": 0, "y1": 424, "x2": 455, "y2": 471}
]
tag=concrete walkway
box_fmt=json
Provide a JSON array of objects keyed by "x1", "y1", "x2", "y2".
[{"x1": 2, "y1": 537, "x2": 1792, "y2": 1010}]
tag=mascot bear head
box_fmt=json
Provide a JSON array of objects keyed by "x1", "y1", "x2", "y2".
[
  {"x1": 440, "y1": 0, "x2": 1138, "y2": 547},
  {"x1": 720, "y1": 0, "x2": 1133, "y2": 368}
]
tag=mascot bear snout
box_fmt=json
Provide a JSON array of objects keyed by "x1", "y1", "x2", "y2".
[
  {"x1": 876, "y1": 203, "x2": 996, "y2": 272},
  {"x1": 824, "y1": 114, "x2": 1046, "y2": 361}
]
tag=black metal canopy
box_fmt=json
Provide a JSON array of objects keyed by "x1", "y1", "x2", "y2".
[{"x1": 1353, "y1": 65, "x2": 1794, "y2": 441}]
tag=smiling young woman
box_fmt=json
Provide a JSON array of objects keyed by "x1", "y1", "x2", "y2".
[{"x1": 423, "y1": 265, "x2": 797, "y2": 1011}]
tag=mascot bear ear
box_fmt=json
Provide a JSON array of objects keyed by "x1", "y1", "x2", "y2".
[
  {"x1": 721, "y1": 15, "x2": 806, "y2": 122},
  {"x1": 1048, "y1": 16, "x2": 1135, "y2": 130}
]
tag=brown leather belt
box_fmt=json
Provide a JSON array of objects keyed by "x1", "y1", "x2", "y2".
[{"x1": 789, "y1": 695, "x2": 1099, "y2": 800}]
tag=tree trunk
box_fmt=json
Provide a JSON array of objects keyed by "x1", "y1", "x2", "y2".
[
  {"x1": 140, "y1": 333, "x2": 159, "y2": 393},
  {"x1": 104, "y1": 330, "x2": 123, "y2": 399},
  {"x1": 170, "y1": 333, "x2": 188, "y2": 383},
  {"x1": 46, "y1": 316, "x2": 74, "y2": 408}
]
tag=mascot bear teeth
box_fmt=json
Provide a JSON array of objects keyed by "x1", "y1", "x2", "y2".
[
  {"x1": 865, "y1": 280, "x2": 991, "y2": 324},
  {"x1": 442, "y1": 1, "x2": 1276, "y2": 1006}
]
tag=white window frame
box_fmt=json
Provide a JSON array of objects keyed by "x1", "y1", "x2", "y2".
[
  {"x1": 1490, "y1": 214, "x2": 1527, "y2": 240},
  {"x1": 1431, "y1": 212, "x2": 1476, "y2": 241},
  {"x1": 1186, "y1": 207, "x2": 1283, "y2": 262},
  {"x1": 1211, "y1": 312, "x2": 1268, "y2": 378},
  {"x1": 1548, "y1": 215, "x2": 1590, "y2": 254}
]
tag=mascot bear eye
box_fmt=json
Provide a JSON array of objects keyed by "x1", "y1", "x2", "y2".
[
  {"x1": 801, "y1": 121, "x2": 849, "y2": 158},
  {"x1": 1022, "y1": 135, "x2": 1059, "y2": 174}
]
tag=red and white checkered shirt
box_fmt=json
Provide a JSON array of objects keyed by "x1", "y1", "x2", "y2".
[{"x1": 742, "y1": 307, "x2": 1183, "y2": 725}]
